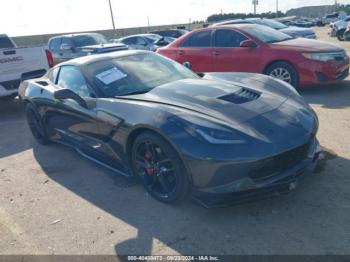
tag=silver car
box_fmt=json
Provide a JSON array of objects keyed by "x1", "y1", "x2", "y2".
[{"x1": 114, "y1": 34, "x2": 175, "y2": 51}]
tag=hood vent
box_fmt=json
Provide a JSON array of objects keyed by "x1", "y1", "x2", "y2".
[{"x1": 218, "y1": 88, "x2": 261, "y2": 104}]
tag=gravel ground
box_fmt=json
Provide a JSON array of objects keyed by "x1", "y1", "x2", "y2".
[{"x1": 0, "y1": 26, "x2": 349, "y2": 256}]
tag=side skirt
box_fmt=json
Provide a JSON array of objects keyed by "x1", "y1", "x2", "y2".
[{"x1": 56, "y1": 140, "x2": 132, "y2": 178}]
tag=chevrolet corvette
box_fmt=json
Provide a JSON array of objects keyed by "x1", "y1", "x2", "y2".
[{"x1": 19, "y1": 51, "x2": 321, "y2": 207}]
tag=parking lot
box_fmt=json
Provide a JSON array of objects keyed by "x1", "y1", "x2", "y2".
[{"x1": 0, "y1": 26, "x2": 350, "y2": 255}]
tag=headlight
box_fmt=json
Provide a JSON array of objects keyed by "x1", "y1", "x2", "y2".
[
  {"x1": 169, "y1": 115, "x2": 247, "y2": 145},
  {"x1": 302, "y1": 52, "x2": 346, "y2": 62}
]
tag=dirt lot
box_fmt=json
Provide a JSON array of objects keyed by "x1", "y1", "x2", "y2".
[{"x1": 0, "y1": 26, "x2": 350, "y2": 256}]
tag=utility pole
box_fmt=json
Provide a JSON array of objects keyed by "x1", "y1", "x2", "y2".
[
  {"x1": 108, "y1": 0, "x2": 116, "y2": 31},
  {"x1": 276, "y1": 0, "x2": 279, "y2": 17},
  {"x1": 252, "y1": 0, "x2": 259, "y2": 15},
  {"x1": 147, "y1": 16, "x2": 150, "y2": 31}
]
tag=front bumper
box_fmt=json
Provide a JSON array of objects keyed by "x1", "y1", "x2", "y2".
[
  {"x1": 298, "y1": 57, "x2": 350, "y2": 86},
  {"x1": 0, "y1": 79, "x2": 20, "y2": 97},
  {"x1": 192, "y1": 139, "x2": 321, "y2": 208}
]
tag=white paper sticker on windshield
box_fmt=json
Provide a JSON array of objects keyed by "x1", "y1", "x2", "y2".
[{"x1": 96, "y1": 67, "x2": 127, "y2": 85}]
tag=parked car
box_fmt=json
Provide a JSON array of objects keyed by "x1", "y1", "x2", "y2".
[
  {"x1": 322, "y1": 12, "x2": 347, "y2": 25},
  {"x1": 150, "y1": 29, "x2": 189, "y2": 39},
  {"x1": 292, "y1": 19, "x2": 314, "y2": 28},
  {"x1": 0, "y1": 34, "x2": 54, "y2": 99},
  {"x1": 158, "y1": 24, "x2": 349, "y2": 88},
  {"x1": 212, "y1": 18, "x2": 317, "y2": 39},
  {"x1": 114, "y1": 34, "x2": 174, "y2": 51},
  {"x1": 19, "y1": 50, "x2": 321, "y2": 207},
  {"x1": 48, "y1": 33, "x2": 127, "y2": 64},
  {"x1": 330, "y1": 16, "x2": 350, "y2": 41}
]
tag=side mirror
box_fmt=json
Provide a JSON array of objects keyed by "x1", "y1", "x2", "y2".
[
  {"x1": 240, "y1": 40, "x2": 257, "y2": 48},
  {"x1": 183, "y1": 62, "x2": 192, "y2": 69},
  {"x1": 60, "y1": 43, "x2": 75, "y2": 52},
  {"x1": 54, "y1": 89, "x2": 87, "y2": 108}
]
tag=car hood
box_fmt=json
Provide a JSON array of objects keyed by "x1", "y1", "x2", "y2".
[
  {"x1": 279, "y1": 26, "x2": 314, "y2": 36},
  {"x1": 120, "y1": 77, "x2": 316, "y2": 144},
  {"x1": 78, "y1": 43, "x2": 128, "y2": 53},
  {"x1": 270, "y1": 38, "x2": 343, "y2": 52}
]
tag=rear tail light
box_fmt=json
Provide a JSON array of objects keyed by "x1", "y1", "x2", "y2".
[{"x1": 45, "y1": 49, "x2": 54, "y2": 68}]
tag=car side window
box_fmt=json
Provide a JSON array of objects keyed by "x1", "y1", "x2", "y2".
[
  {"x1": 123, "y1": 37, "x2": 137, "y2": 45},
  {"x1": 57, "y1": 66, "x2": 90, "y2": 97},
  {"x1": 49, "y1": 38, "x2": 62, "y2": 51},
  {"x1": 181, "y1": 30, "x2": 212, "y2": 48},
  {"x1": 136, "y1": 37, "x2": 147, "y2": 45},
  {"x1": 214, "y1": 29, "x2": 248, "y2": 48}
]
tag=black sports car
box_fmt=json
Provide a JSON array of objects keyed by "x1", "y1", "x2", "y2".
[{"x1": 19, "y1": 51, "x2": 321, "y2": 207}]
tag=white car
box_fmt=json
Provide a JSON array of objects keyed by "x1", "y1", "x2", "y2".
[{"x1": 0, "y1": 34, "x2": 54, "y2": 99}]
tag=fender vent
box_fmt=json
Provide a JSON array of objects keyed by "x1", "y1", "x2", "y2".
[{"x1": 218, "y1": 88, "x2": 261, "y2": 104}]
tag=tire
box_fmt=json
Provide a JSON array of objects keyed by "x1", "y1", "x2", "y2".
[
  {"x1": 0, "y1": 93, "x2": 17, "y2": 101},
  {"x1": 264, "y1": 62, "x2": 299, "y2": 88},
  {"x1": 337, "y1": 29, "x2": 346, "y2": 41},
  {"x1": 25, "y1": 103, "x2": 50, "y2": 145},
  {"x1": 131, "y1": 131, "x2": 191, "y2": 204}
]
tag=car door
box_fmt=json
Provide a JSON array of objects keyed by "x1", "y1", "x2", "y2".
[
  {"x1": 212, "y1": 29, "x2": 261, "y2": 73},
  {"x1": 44, "y1": 66, "x2": 99, "y2": 145},
  {"x1": 58, "y1": 38, "x2": 77, "y2": 62},
  {"x1": 175, "y1": 30, "x2": 214, "y2": 73},
  {"x1": 44, "y1": 65, "x2": 128, "y2": 172}
]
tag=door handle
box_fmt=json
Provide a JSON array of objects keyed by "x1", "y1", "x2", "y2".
[
  {"x1": 178, "y1": 50, "x2": 185, "y2": 55},
  {"x1": 213, "y1": 50, "x2": 220, "y2": 56}
]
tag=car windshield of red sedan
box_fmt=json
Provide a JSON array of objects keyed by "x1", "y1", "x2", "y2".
[
  {"x1": 244, "y1": 25, "x2": 292, "y2": 43},
  {"x1": 88, "y1": 53, "x2": 199, "y2": 97}
]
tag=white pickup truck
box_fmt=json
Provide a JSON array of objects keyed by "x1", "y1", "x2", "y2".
[{"x1": 0, "y1": 34, "x2": 54, "y2": 99}]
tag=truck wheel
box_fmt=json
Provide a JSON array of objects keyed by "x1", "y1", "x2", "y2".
[{"x1": 0, "y1": 94, "x2": 17, "y2": 101}]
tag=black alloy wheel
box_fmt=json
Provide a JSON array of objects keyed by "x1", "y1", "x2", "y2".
[
  {"x1": 131, "y1": 132, "x2": 191, "y2": 204},
  {"x1": 25, "y1": 103, "x2": 50, "y2": 145}
]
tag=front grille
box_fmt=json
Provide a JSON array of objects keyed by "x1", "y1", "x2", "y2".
[
  {"x1": 249, "y1": 140, "x2": 313, "y2": 183},
  {"x1": 219, "y1": 88, "x2": 261, "y2": 104},
  {"x1": 0, "y1": 79, "x2": 21, "y2": 90}
]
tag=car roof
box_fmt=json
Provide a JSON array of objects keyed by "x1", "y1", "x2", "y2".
[
  {"x1": 119, "y1": 33, "x2": 160, "y2": 39},
  {"x1": 57, "y1": 50, "x2": 152, "y2": 67},
  {"x1": 213, "y1": 17, "x2": 269, "y2": 26}
]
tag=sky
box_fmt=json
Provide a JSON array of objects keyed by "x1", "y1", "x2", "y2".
[{"x1": 2, "y1": 0, "x2": 348, "y2": 36}]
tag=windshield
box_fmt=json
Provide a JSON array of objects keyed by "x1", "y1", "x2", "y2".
[
  {"x1": 243, "y1": 25, "x2": 292, "y2": 43},
  {"x1": 254, "y1": 19, "x2": 288, "y2": 30},
  {"x1": 88, "y1": 52, "x2": 198, "y2": 97},
  {"x1": 72, "y1": 34, "x2": 109, "y2": 47}
]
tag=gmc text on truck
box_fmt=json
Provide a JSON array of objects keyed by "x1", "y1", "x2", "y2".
[{"x1": 0, "y1": 34, "x2": 54, "y2": 99}]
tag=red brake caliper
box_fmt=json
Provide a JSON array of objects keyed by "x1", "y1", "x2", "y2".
[{"x1": 144, "y1": 151, "x2": 154, "y2": 175}]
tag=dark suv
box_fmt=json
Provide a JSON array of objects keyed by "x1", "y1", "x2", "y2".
[{"x1": 48, "y1": 33, "x2": 127, "y2": 64}]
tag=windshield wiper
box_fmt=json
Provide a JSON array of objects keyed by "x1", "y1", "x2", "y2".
[{"x1": 117, "y1": 89, "x2": 153, "y2": 96}]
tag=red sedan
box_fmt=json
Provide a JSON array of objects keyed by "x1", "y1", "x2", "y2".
[{"x1": 157, "y1": 24, "x2": 349, "y2": 87}]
